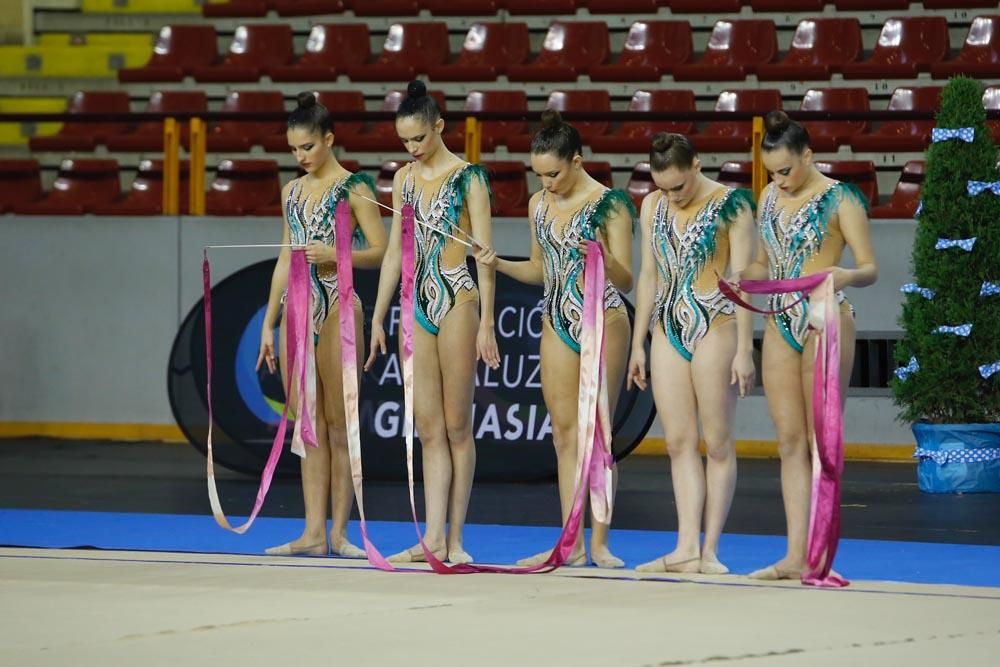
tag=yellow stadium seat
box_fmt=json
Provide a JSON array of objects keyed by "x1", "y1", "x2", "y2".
[
  {"x1": 81, "y1": 0, "x2": 202, "y2": 12},
  {"x1": 0, "y1": 45, "x2": 152, "y2": 77},
  {"x1": 38, "y1": 33, "x2": 155, "y2": 48},
  {"x1": 0, "y1": 97, "x2": 66, "y2": 146}
]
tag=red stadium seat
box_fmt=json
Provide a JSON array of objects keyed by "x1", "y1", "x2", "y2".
[
  {"x1": 984, "y1": 86, "x2": 1000, "y2": 143},
  {"x1": 833, "y1": 0, "x2": 907, "y2": 8},
  {"x1": 203, "y1": 0, "x2": 269, "y2": 17},
  {"x1": 29, "y1": 91, "x2": 131, "y2": 151},
  {"x1": 14, "y1": 159, "x2": 121, "y2": 215},
  {"x1": 344, "y1": 90, "x2": 448, "y2": 152},
  {"x1": 93, "y1": 160, "x2": 190, "y2": 216},
  {"x1": 443, "y1": 91, "x2": 529, "y2": 152},
  {"x1": 931, "y1": 16, "x2": 1000, "y2": 79},
  {"x1": 119, "y1": 25, "x2": 218, "y2": 83},
  {"x1": 690, "y1": 89, "x2": 784, "y2": 152},
  {"x1": 206, "y1": 91, "x2": 286, "y2": 152},
  {"x1": 922, "y1": 0, "x2": 997, "y2": 7},
  {"x1": 105, "y1": 91, "x2": 208, "y2": 152},
  {"x1": 670, "y1": 0, "x2": 743, "y2": 14},
  {"x1": 673, "y1": 20, "x2": 777, "y2": 81},
  {"x1": 275, "y1": 0, "x2": 346, "y2": 15},
  {"x1": 352, "y1": 0, "x2": 419, "y2": 16},
  {"x1": 484, "y1": 161, "x2": 530, "y2": 217},
  {"x1": 626, "y1": 162, "x2": 656, "y2": 211},
  {"x1": 850, "y1": 86, "x2": 942, "y2": 153},
  {"x1": 590, "y1": 20, "x2": 692, "y2": 82},
  {"x1": 427, "y1": 23, "x2": 530, "y2": 81},
  {"x1": 261, "y1": 91, "x2": 367, "y2": 152},
  {"x1": 504, "y1": 0, "x2": 579, "y2": 14},
  {"x1": 193, "y1": 25, "x2": 294, "y2": 82},
  {"x1": 585, "y1": 161, "x2": 614, "y2": 188},
  {"x1": 347, "y1": 22, "x2": 450, "y2": 82},
  {"x1": 587, "y1": 0, "x2": 659, "y2": 12},
  {"x1": 799, "y1": 88, "x2": 871, "y2": 153},
  {"x1": 205, "y1": 160, "x2": 281, "y2": 216},
  {"x1": 757, "y1": 19, "x2": 862, "y2": 81},
  {"x1": 0, "y1": 160, "x2": 43, "y2": 213},
  {"x1": 842, "y1": 17, "x2": 949, "y2": 79},
  {"x1": 375, "y1": 160, "x2": 407, "y2": 212},
  {"x1": 870, "y1": 161, "x2": 923, "y2": 219},
  {"x1": 507, "y1": 22, "x2": 610, "y2": 82},
  {"x1": 716, "y1": 161, "x2": 752, "y2": 189},
  {"x1": 590, "y1": 89, "x2": 697, "y2": 154},
  {"x1": 815, "y1": 160, "x2": 878, "y2": 206},
  {"x1": 507, "y1": 90, "x2": 611, "y2": 153},
  {"x1": 268, "y1": 24, "x2": 369, "y2": 82},
  {"x1": 749, "y1": 0, "x2": 823, "y2": 10},
  {"x1": 425, "y1": 0, "x2": 498, "y2": 15}
]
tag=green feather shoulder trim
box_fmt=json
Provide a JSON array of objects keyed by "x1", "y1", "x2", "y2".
[
  {"x1": 835, "y1": 181, "x2": 870, "y2": 213},
  {"x1": 341, "y1": 171, "x2": 378, "y2": 246},
  {"x1": 588, "y1": 188, "x2": 637, "y2": 234},
  {"x1": 715, "y1": 187, "x2": 756, "y2": 227}
]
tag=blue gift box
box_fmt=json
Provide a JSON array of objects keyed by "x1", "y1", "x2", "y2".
[{"x1": 912, "y1": 422, "x2": 1000, "y2": 493}]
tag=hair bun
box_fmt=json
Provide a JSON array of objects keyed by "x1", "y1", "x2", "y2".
[
  {"x1": 650, "y1": 132, "x2": 674, "y2": 154},
  {"x1": 540, "y1": 108, "x2": 563, "y2": 131},
  {"x1": 764, "y1": 110, "x2": 791, "y2": 133},
  {"x1": 296, "y1": 91, "x2": 318, "y2": 109},
  {"x1": 406, "y1": 80, "x2": 427, "y2": 99}
]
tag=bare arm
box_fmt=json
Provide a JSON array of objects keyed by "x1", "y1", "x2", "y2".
[
  {"x1": 630, "y1": 193, "x2": 657, "y2": 354},
  {"x1": 348, "y1": 184, "x2": 389, "y2": 270},
  {"x1": 728, "y1": 203, "x2": 756, "y2": 355},
  {"x1": 371, "y1": 170, "x2": 405, "y2": 328},
  {"x1": 740, "y1": 187, "x2": 771, "y2": 282},
  {"x1": 257, "y1": 182, "x2": 294, "y2": 373},
  {"x1": 484, "y1": 191, "x2": 545, "y2": 286},
  {"x1": 467, "y1": 176, "x2": 496, "y2": 328},
  {"x1": 600, "y1": 199, "x2": 634, "y2": 293},
  {"x1": 834, "y1": 196, "x2": 878, "y2": 290}
]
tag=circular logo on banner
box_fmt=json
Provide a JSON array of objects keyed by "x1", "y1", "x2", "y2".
[{"x1": 168, "y1": 258, "x2": 655, "y2": 482}]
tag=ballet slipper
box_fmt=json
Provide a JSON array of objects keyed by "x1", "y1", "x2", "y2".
[
  {"x1": 699, "y1": 556, "x2": 730, "y2": 575},
  {"x1": 387, "y1": 544, "x2": 447, "y2": 563},
  {"x1": 447, "y1": 547, "x2": 474, "y2": 565},
  {"x1": 591, "y1": 547, "x2": 625, "y2": 569},
  {"x1": 516, "y1": 549, "x2": 587, "y2": 568},
  {"x1": 747, "y1": 564, "x2": 802, "y2": 580},
  {"x1": 330, "y1": 540, "x2": 366, "y2": 559},
  {"x1": 636, "y1": 555, "x2": 701, "y2": 573},
  {"x1": 265, "y1": 541, "x2": 327, "y2": 557}
]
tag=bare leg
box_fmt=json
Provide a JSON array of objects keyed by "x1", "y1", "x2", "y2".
[
  {"x1": 436, "y1": 300, "x2": 480, "y2": 565},
  {"x1": 315, "y1": 302, "x2": 365, "y2": 559},
  {"x1": 388, "y1": 321, "x2": 449, "y2": 563},
  {"x1": 636, "y1": 328, "x2": 702, "y2": 574},
  {"x1": 266, "y1": 319, "x2": 329, "y2": 556},
  {"x1": 691, "y1": 321, "x2": 739, "y2": 574}
]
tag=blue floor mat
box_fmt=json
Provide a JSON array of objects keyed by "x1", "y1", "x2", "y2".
[{"x1": 2, "y1": 509, "x2": 998, "y2": 587}]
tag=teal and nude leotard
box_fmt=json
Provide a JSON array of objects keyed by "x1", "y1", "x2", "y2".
[
  {"x1": 284, "y1": 171, "x2": 373, "y2": 338},
  {"x1": 758, "y1": 180, "x2": 868, "y2": 352},
  {"x1": 400, "y1": 162, "x2": 490, "y2": 336},
  {"x1": 650, "y1": 187, "x2": 755, "y2": 361},
  {"x1": 534, "y1": 187, "x2": 635, "y2": 354}
]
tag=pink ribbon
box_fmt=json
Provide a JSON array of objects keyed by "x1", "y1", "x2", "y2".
[
  {"x1": 334, "y1": 200, "x2": 393, "y2": 571},
  {"x1": 399, "y1": 205, "x2": 613, "y2": 573},
  {"x1": 719, "y1": 273, "x2": 849, "y2": 588},
  {"x1": 203, "y1": 248, "x2": 317, "y2": 533}
]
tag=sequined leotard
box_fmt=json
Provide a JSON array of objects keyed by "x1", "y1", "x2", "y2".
[
  {"x1": 534, "y1": 187, "x2": 635, "y2": 354},
  {"x1": 650, "y1": 187, "x2": 755, "y2": 361}
]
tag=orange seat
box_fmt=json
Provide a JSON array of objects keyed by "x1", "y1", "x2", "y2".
[
  {"x1": 268, "y1": 24, "x2": 369, "y2": 81},
  {"x1": 590, "y1": 89, "x2": 697, "y2": 154},
  {"x1": 375, "y1": 160, "x2": 408, "y2": 213},
  {"x1": 842, "y1": 17, "x2": 949, "y2": 79},
  {"x1": 799, "y1": 88, "x2": 871, "y2": 153},
  {"x1": 93, "y1": 160, "x2": 190, "y2": 216},
  {"x1": 29, "y1": 91, "x2": 131, "y2": 151},
  {"x1": 275, "y1": 0, "x2": 346, "y2": 15},
  {"x1": 815, "y1": 160, "x2": 878, "y2": 206},
  {"x1": 427, "y1": 22, "x2": 530, "y2": 81},
  {"x1": 716, "y1": 161, "x2": 752, "y2": 189},
  {"x1": 870, "y1": 161, "x2": 924, "y2": 219},
  {"x1": 347, "y1": 22, "x2": 450, "y2": 82},
  {"x1": 507, "y1": 22, "x2": 610, "y2": 82},
  {"x1": 504, "y1": 0, "x2": 579, "y2": 14},
  {"x1": 673, "y1": 19, "x2": 777, "y2": 81},
  {"x1": 193, "y1": 25, "x2": 294, "y2": 82},
  {"x1": 205, "y1": 160, "x2": 281, "y2": 216},
  {"x1": 506, "y1": 90, "x2": 611, "y2": 153},
  {"x1": 203, "y1": 0, "x2": 269, "y2": 17},
  {"x1": 443, "y1": 91, "x2": 529, "y2": 153},
  {"x1": 690, "y1": 89, "x2": 783, "y2": 152},
  {"x1": 344, "y1": 90, "x2": 448, "y2": 153},
  {"x1": 0, "y1": 160, "x2": 43, "y2": 213},
  {"x1": 119, "y1": 25, "x2": 218, "y2": 83},
  {"x1": 206, "y1": 91, "x2": 286, "y2": 152},
  {"x1": 590, "y1": 20, "x2": 692, "y2": 82},
  {"x1": 850, "y1": 86, "x2": 942, "y2": 153},
  {"x1": 626, "y1": 162, "x2": 656, "y2": 211},
  {"x1": 106, "y1": 91, "x2": 208, "y2": 152},
  {"x1": 484, "y1": 161, "x2": 529, "y2": 217},
  {"x1": 14, "y1": 159, "x2": 121, "y2": 215},
  {"x1": 931, "y1": 16, "x2": 1000, "y2": 79},
  {"x1": 261, "y1": 91, "x2": 367, "y2": 152},
  {"x1": 757, "y1": 19, "x2": 862, "y2": 81}
]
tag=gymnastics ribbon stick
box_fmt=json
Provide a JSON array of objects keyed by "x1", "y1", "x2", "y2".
[
  {"x1": 334, "y1": 200, "x2": 393, "y2": 571},
  {"x1": 718, "y1": 272, "x2": 848, "y2": 588},
  {"x1": 398, "y1": 205, "x2": 605, "y2": 573},
  {"x1": 202, "y1": 247, "x2": 317, "y2": 533}
]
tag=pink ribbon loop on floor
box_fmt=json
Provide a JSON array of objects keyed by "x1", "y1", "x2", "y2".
[{"x1": 719, "y1": 272, "x2": 849, "y2": 588}]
